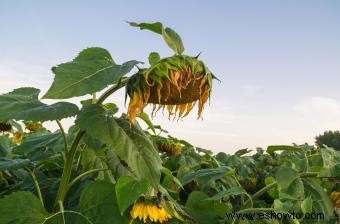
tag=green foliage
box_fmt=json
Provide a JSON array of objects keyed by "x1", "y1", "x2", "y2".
[
  {"x1": 79, "y1": 181, "x2": 130, "y2": 224},
  {"x1": 0, "y1": 88, "x2": 78, "y2": 122},
  {"x1": 148, "y1": 52, "x2": 161, "y2": 65},
  {"x1": 275, "y1": 167, "x2": 304, "y2": 200},
  {"x1": 315, "y1": 130, "x2": 340, "y2": 151},
  {"x1": 44, "y1": 47, "x2": 140, "y2": 99},
  {"x1": 129, "y1": 22, "x2": 184, "y2": 55},
  {"x1": 185, "y1": 191, "x2": 232, "y2": 224},
  {"x1": 0, "y1": 191, "x2": 48, "y2": 223},
  {"x1": 0, "y1": 21, "x2": 339, "y2": 224},
  {"x1": 115, "y1": 176, "x2": 149, "y2": 215},
  {"x1": 75, "y1": 104, "x2": 162, "y2": 186}
]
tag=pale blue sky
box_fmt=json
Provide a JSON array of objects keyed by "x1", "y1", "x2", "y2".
[{"x1": 1, "y1": 1, "x2": 340, "y2": 152}]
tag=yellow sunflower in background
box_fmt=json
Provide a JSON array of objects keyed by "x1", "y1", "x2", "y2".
[
  {"x1": 330, "y1": 191, "x2": 340, "y2": 208},
  {"x1": 153, "y1": 136, "x2": 182, "y2": 156},
  {"x1": 130, "y1": 202, "x2": 172, "y2": 223},
  {"x1": 12, "y1": 132, "x2": 23, "y2": 143},
  {"x1": 24, "y1": 121, "x2": 42, "y2": 132}
]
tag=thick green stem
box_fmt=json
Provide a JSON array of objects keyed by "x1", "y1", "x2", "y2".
[
  {"x1": 236, "y1": 207, "x2": 274, "y2": 214},
  {"x1": 53, "y1": 80, "x2": 127, "y2": 211},
  {"x1": 53, "y1": 130, "x2": 85, "y2": 209},
  {"x1": 56, "y1": 120, "x2": 68, "y2": 153},
  {"x1": 97, "y1": 78, "x2": 128, "y2": 104},
  {"x1": 300, "y1": 172, "x2": 318, "y2": 178}
]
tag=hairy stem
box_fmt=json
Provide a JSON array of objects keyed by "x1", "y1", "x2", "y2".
[
  {"x1": 53, "y1": 130, "x2": 85, "y2": 210},
  {"x1": 26, "y1": 168, "x2": 44, "y2": 207},
  {"x1": 97, "y1": 78, "x2": 128, "y2": 104},
  {"x1": 56, "y1": 120, "x2": 68, "y2": 153},
  {"x1": 67, "y1": 168, "x2": 108, "y2": 191}
]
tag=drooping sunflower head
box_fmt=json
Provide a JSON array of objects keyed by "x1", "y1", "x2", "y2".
[
  {"x1": 126, "y1": 55, "x2": 215, "y2": 124},
  {"x1": 153, "y1": 136, "x2": 182, "y2": 156},
  {"x1": 130, "y1": 201, "x2": 172, "y2": 223},
  {"x1": 24, "y1": 121, "x2": 42, "y2": 132},
  {"x1": 330, "y1": 191, "x2": 340, "y2": 208},
  {"x1": 0, "y1": 122, "x2": 12, "y2": 133}
]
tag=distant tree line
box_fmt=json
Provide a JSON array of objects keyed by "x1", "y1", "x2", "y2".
[{"x1": 315, "y1": 130, "x2": 340, "y2": 151}]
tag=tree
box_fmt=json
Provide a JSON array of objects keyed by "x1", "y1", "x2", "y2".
[{"x1": 315, "y1": 130, "x2": 340, "y2": 151}]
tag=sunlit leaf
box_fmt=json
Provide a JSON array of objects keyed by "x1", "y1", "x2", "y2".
[
  {"x1": 0, "y1": 88, "x2": 78, "y2": 122},
  {"x1": 129, "y1": 22, "x2": 184, "y2": 55},
  {"x1": 44, "y1": 47, "x2": 140, "y2": 99},
  {"x1": 180, "y1": 166, "x2": 233, "y2": 185},
  {"x1": 75, "y1": 104, "x2": 162, "y2": 186}
]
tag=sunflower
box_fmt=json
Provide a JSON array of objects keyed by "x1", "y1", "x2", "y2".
[
  {"x1": 0, "y1": 122, "x2": 12, "y2": 132},
  {"x1": 24, "y1": 122, "x2": 42, "y2": 132},
  {"x1": 330, "y1": 191, "x2": 340, "y2": 208},
  {"x1": 126, "y1": 55, "x2": 215, "y2": 124},
  {"x1": 154, "y1": 136, "x2": 182, "y2": 156},
  {"x1": 130, "y1": 202, "x2": 172, "y2": 223},
  {"x1": 12, "y1": 132, "x2": 23, "y2": 144}
]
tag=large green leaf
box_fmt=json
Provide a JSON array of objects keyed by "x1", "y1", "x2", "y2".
[
  {"x1": 0, "y1": 191, "x2": 48, "y2": 223},
  {"x1": 129, "y1": 22, "x2": 184, "y2": 55},
  {"x1": 79, "y1": 180, "x2": 129, "y2": 224},
  {"x1": 206, "y1": 186, "x2": 246, "y2": 201},
  {"x1": 0, "y1": 135, "x2": 11, "y2": 157},
  {"x1": 319, "y1": 147, "x2": 340, "y2": 177},
  {"x1": 185, "y1": 191, "x2": 232, "y2": 224},
  {"x1": 180, "y1": 166, "x2": 233, "y2": 185},
  {"x1": 302, "y1": 179, "x2": 334, "y2": 220},
  {"x1": 161, "y1": 167, "x2": 183, "y2": 189},
  {"x1": 75, "y1": 104, "x2": 162, "y2": 186},
  {"x1": 275, "y1": 167, "x2": 304, "y2": 201},
  {"x1": 43, "y1": 47, "x2": 139, "y2": 99},
  {"x1": 105, "y1": 150, "x2": 132, "y2": 178},
  {"x1": 0, "y1": 158, "x2": 31, "y2": 171},
  {"x1": 273, "y1": 199, "x2": 293, "y2": 213},
  {"x1": 115, "y1": 176, "x2": 149, "y2": 215},
  {"x1": 0, "y1": 88, "x2": 79, "y2": 122},
  {"x1": 13, "y1": 131, "x2": 64, "y2": 154},
  {"x1": 301, "y1": 196, "x2": 313, "y2": 214}
]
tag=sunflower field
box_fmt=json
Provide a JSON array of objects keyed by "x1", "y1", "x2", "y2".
[{"x1": 0, "y1": 22, "x2": 339, "y2": 224}]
